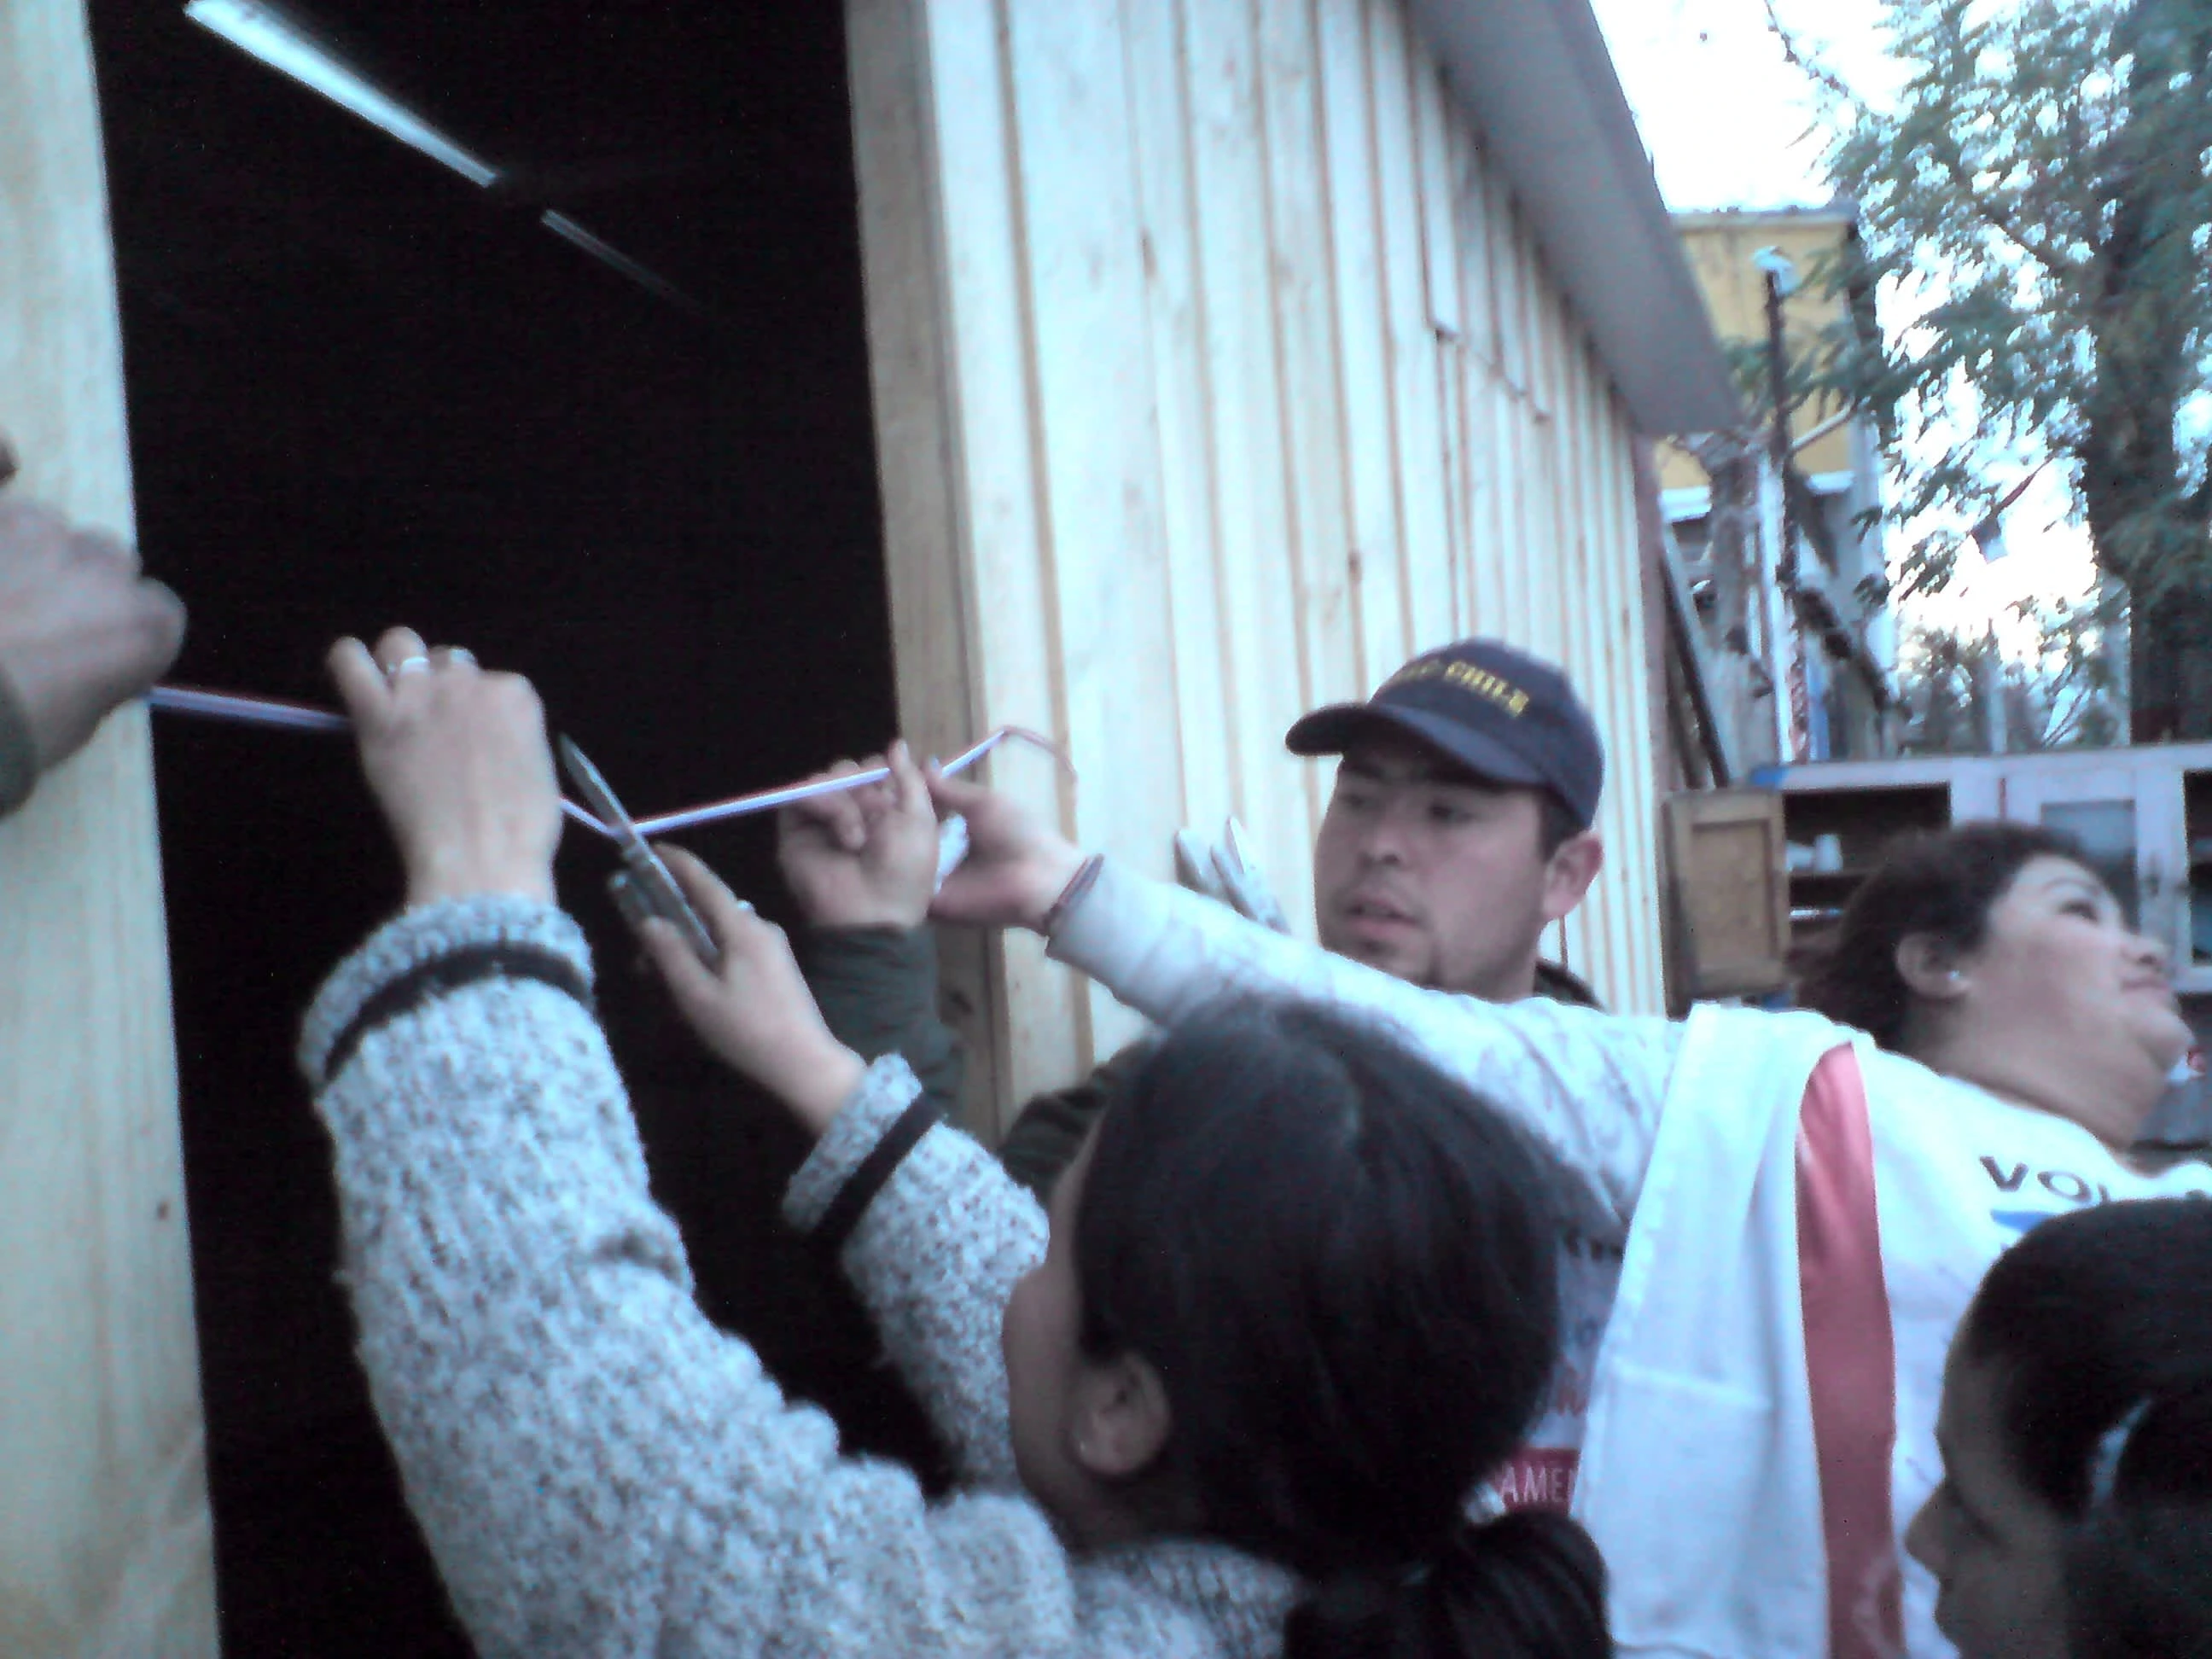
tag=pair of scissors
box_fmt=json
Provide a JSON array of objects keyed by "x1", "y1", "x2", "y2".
[{"x1": 557, "y1": 736, "x2": 723, "y2": 967}]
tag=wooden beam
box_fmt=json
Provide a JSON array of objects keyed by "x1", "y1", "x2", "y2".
[
  {"x1": 0, "y1": 3, "x2": 218, "y2": 1653},
  {"x1": 843, "y1": 0, "x2": 1006, "y2": 1136}
]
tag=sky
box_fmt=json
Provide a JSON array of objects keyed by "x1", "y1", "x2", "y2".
[{"x1": 1586, "y1": 0, "x2": 2102, "y2": 658}]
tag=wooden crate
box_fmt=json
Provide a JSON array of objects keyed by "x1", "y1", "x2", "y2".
[{"x1": 1662, "y1": 787, "x2": 1788, "y2": 1004}]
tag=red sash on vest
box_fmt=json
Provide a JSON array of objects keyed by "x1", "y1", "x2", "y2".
[{"x1": 1797, "y1": 1045, "x2": 1905, "y2": 1658}]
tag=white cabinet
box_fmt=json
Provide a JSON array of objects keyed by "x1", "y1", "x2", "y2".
[{"x1": 1765, "y1": 743, "x2": 2212, "y2": 998}]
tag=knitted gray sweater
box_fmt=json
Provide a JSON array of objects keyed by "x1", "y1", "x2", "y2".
[{"x1": 300, "y1": 894, "x2": 1300, "y2": 1658}]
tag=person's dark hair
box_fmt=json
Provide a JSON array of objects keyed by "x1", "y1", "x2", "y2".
[
  {"x1": 1796, "y1": 820, "x2": 2087, "y2": 1049},
  {"x1": 1537, "y1": 791, "x2": 1584, "y2": 859},
  {"x1": 1958, "y1": 1199, "x2": 2212, "y2": 1658},
  {"x1": 1075, "y1": 999, "x2": 1608, "y2": 1659}
]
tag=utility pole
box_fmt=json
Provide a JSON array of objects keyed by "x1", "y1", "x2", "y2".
[
  {"x1": 1760, "y1": 259, "x2": 1797, "y2": 585},
  {"x1": 1754, "y1": 247, "x2": 1809, "y2": 757},
  {"x1": 1975, "y1": 625, "x2": 2011, "y2": 754}
]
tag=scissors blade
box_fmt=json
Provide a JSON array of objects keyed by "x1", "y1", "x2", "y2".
[
  {"x1": 559, "y1": 736, "x2": 643, "y2": 844},
  {"x1": 557, "y1": 736, "x2": 722, "y2": 966}
]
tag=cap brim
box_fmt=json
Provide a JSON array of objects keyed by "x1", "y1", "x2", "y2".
[{"x1": 1284, "y1": 704, "x2": 1549, "y2": 789}]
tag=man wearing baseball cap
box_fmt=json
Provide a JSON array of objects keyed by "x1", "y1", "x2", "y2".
[
  {"x1": 1286, "y1": 637, "x2": 1606, "y2": 1009},
  {"x1": 981, "y1": 639, "x2": 1607, "y2": 1198}
]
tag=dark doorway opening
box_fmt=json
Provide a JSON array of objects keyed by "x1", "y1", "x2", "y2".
[{"x1": 88, "y1": 3, "x2": 941, "y2": 1650}]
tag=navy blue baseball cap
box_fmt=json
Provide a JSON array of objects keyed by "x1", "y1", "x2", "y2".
[{"x1": 1285, "y1": 638, "x2": 1605, "y2": 827}]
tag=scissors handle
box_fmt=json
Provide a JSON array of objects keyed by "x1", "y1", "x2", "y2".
[{"x1": 614, "y1": 851, "x2": 722, "y2": 968}]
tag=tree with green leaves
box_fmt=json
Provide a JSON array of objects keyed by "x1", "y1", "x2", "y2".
[{"x1": 1776, "y1": 0, "x2": 2212, "y2": 739}]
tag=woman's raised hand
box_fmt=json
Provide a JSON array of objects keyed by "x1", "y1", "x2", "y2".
[
  {"x1": 328, "y1": 627, "x2": 561, "y2": 909},
  {"x1": 640, "y1": 846, "x2": 866, "y2": 1136},
  {"x1": 923, "y1": 768, "x2": 1086, "y2": 934}
]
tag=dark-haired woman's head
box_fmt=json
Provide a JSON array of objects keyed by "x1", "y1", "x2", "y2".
[
  {"x1": 1796, "y1": 822, "x2": 2188, "y2": 1147},
  {"x1": 997, "y1": 998, "x2": 1607, "y2": 1657},
  {"x1": 1905, "y1": 1199, "x2": 2212, "y2": 1659}
]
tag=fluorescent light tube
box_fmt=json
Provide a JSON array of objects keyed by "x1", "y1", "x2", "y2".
[
  {"x1": 539, "y1": 212, "x2": 707, "y2": 318},
  {"x1": 186, "y1": 0, "x2": 713, "y2": 322},
  {"x1": 184, "y1": 0, "x2": 499, "y2": 188}
]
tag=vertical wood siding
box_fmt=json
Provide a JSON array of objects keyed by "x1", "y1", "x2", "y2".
[
  {"x1": 0, "y1": 3, "x2": 218, "y2": 1651},
  {"x1": 853, "y1": 0, "x2": 1666, "y2": 1131}
]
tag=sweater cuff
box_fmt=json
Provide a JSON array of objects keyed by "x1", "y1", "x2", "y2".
[
  {"x1": 782, "y1": 1053, "x2": 928, "y2": 1234},
  {"x1": 0, "y1": 663, "x2": 38, "y2": 818},
  {"x1": 299, "y1": 894, "x2": 593, "y2": 1084}
]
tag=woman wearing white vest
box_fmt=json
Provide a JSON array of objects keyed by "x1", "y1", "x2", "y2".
[{"x1": 923, "y1": 776, "x2": 2212, "y2": 1659}]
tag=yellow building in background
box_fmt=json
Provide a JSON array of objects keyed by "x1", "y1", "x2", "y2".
[{"x1": 1662, "y1": 207, "x2": 1869, "y2": 490}]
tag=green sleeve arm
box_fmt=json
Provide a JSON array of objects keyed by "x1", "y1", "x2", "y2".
[{"x1": 795, "y1": 926, "x2": 964, "y2": 1113}]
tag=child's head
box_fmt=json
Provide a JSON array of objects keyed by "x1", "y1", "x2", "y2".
[
  {"x1": 1906, "y1": 1198, "x2": 2212, "y2": 1659},
  {"x1": 999, "y1": 998, "x2": 1607, "y2": 1657}
]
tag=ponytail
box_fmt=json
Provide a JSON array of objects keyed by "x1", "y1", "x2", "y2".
[
  {"x1": 2065, "y1": 1381, "x2": 2212, "y2": 1659},
  {"x1": 1284, "y1": 1511, "x2": 1610, "y2": 1659}
]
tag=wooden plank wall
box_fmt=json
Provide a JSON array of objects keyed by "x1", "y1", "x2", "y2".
[
  {"x1": 0, "y1": 3, "x2": 220, "y2": 1653},
  {"x1": 853, "y1": 0, "x2": 1668, "y2": 1131}
]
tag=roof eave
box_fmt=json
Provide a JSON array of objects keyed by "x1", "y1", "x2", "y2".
[{"x1": 1406, "y1": 0, "x2": 1744, "y2": 435}]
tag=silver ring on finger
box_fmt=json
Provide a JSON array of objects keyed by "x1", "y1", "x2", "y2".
[{"x1": 387, "y1": 654, "x2": 432, "y2": 678}]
